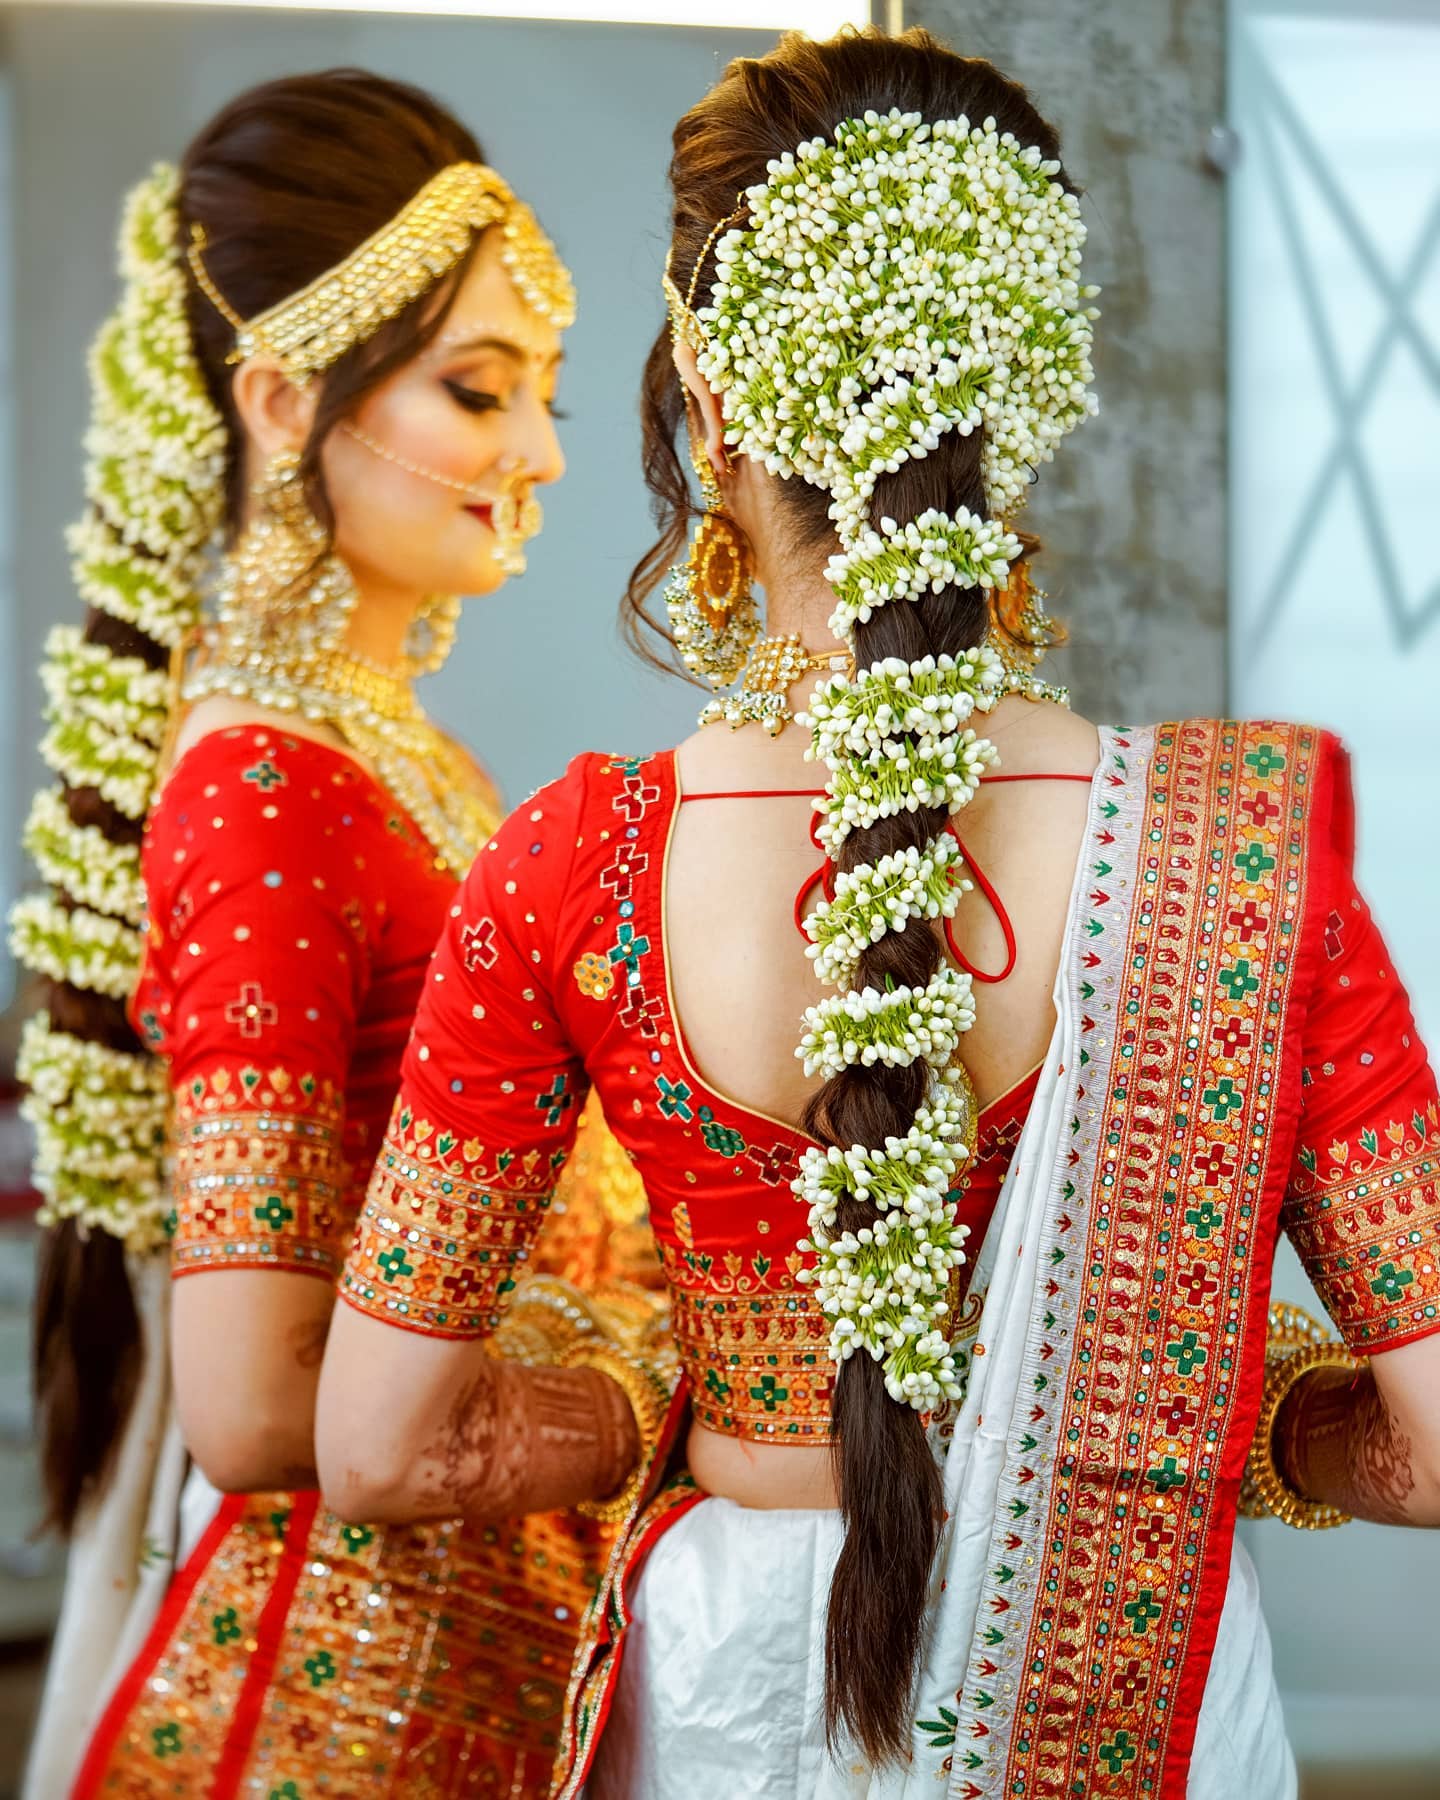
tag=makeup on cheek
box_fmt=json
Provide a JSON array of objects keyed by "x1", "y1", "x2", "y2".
[{"x1": 341, "y1": 421, "x2": 542, "y2": 575}]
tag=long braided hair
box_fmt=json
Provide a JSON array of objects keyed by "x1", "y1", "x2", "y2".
[{"x1": 627, "y1": 28, "x2": 1093, "y2": 1763}]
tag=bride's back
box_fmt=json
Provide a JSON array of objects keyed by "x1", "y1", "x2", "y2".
[{"x1": 667, "y1": 699, "x2": 1102, "y2": 1131}]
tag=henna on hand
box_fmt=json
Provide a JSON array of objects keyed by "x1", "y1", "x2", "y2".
[
  {"x1": 414, "y1": 1357, "x2": 639, "y2": 1522},
  {"x1": 1276, "y1": 1365, "x2": 1417, "y2": 1526}
]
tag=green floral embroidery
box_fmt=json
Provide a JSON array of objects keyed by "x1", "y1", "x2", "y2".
[
  {"x1": 340, "y1": 1523, "x2": 374, "y2": 1553},
  {"x1": 269, "y1": 1785, "x2": 303, "y2": 1800},
  {"x1": 1369, "y1": 1262, "x2": 1415, "y2": 1304},
  {"x1": 1244, "y1": 744, "x2": 1285, "y2": 780},
  {"x1": 1145, "y1": 1456, "x2": 1187, "y2": 1494},
  {"x1": 376, "y1": 1243, "x2": 414, "y2": 1282},
  {"x1": 917, "y1": 1705, "x2": 957, "y2": 1749},
  {"x1": 242, "y1": 757, "x2": 285, "y2": 791},
  {"x1": 655, "y1": 1076, "x2": 694, "y2": 1122},
  {"x1": 606, "y1": 922, "x2": 651, "y2": 983},
  {"x1": 1202, "y1": 1076, "x2": 1243, "y2": 1122},
  {"x1": 749, "y1": 1374, "x2": 789, "y2": 1412},
  {"x1": 211, "y1": 1606, "x2": 242, "y2": 1646},
  {"x1": 701, "y1": 1119, "x2": 746, "y2": 1157},
  {"x1": 535, "y1": 1074, "x2": 573, "y2": 1127},
  {"x1": 1165, "y1": 1331, "x2": 1207, "y2": 1377},
  {"x1": 1217, "y1": 958, "x2": 1260, "y2": 1001},
  {"x1": 1123, "y1": 1589, "x2": 1163, "y2": 1637},
  {"x1": 253, "y1": 1193, "x2": 294, "y2": 1231},
  {"x1": 704, "y1": 1367, "x2": 731, "y2": 1404},
  {"x1": 1234, "y1": 842, "x2": 1277, "y2": 882},
  {"x1": 1184, "y1": 1197, "x2": 1223, "y2": 1241},
  {"x1": 304, "y1": 1649, "x2": 338, "y2": 1688},
  {"x1": 151, "y1": 1722, "x2": 182, "y2": 1759},
  {"x1": 1098, "y1": 1730, "x2": 1138, "y2": 1775}
]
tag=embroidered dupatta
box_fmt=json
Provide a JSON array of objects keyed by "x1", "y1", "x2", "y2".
[{"x1": 886, "y1": 719, "x2": 1325, "y2": 1797}]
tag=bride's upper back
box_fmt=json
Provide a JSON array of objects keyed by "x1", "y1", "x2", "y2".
[{"x1": 665, "y1": 697, "x2": 1103, "y2": 1129}]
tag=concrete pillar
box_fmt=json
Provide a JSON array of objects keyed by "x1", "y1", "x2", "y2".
[{"x1": 901, "y1": 0, "x2": 1229, "y2": 724}]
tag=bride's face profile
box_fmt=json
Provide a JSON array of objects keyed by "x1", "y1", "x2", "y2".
[{"x1": 324, "y1": 230, "x2": 567, "y2": 602}]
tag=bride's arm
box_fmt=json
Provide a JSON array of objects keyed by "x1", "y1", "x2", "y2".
[
  {"x1": 316, "y1": 1309, "x2": 637, "y2": 1522},
  {"x1": 1274, "y1": 785, "x2": 1440, "y2": 1529},
  {"x1": 316, "y1": 759, "x2": 659, "y2": 1523},
  {"x1": 1276, "y1": 1339, "x2": 1440, "y2": 1527}
]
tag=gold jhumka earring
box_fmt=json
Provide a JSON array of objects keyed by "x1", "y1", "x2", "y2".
[
  {"x1": 662, "y1": 421, "x2": 760, "y2": 688},
  {"x1": 217, "y1": 447, "x2": 358, "y2": 682},
  {"x1": 982, "y1": 553, "x2": 1070, "y2": 707},
  {"x1": 661, "y1": 235, "x2": 760, "y2": 689}
]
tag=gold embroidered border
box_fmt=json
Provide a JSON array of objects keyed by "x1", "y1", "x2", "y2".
[
  {"x1": 170, "y1": 1066, "x2": 346, "y2": 1278},
  {"x1": 83, "y1": 1493, "x2": 610, "y2": 1799},
  {"x1": 661, "y1": 1246, "x2": 833, "y2": 1441},
  {"x1": 1003, "y1": 721, "x2": 1316, "y2": 1797},
  {"x1": 340, "y1": 1101, "x2": 560, "y2": 1337},
  {"x1": 1285, "y1": 1104, "x2": 1440, "y2": 1348}
]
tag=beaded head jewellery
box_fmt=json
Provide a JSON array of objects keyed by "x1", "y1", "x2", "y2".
[
  {"x1": 665, "y1": 108, "x2": 1100, "y2": 1407},
  {"x1": 187, "y1": 160, "x2": 576, "y2": 384}
]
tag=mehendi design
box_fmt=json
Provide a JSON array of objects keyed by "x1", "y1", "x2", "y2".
[
  {"x1": 413, "y1": 1357, "x2": 638, "y2": 1522},
  {"x1": 1277, "y1": 1365, "x2": 1417, "y2": 1526}
]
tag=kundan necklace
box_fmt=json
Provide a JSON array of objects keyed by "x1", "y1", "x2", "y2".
[{"x1": 699, "y1": 633, "x2": 852, "y2": 736}]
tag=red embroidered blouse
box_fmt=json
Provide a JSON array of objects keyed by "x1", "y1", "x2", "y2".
[
  {"x1": 133, "y1": 725, "x2": 458, "y2": 1279},
  {"x1": 342, "y1": 750, "x2": 1038, "y2": 1445},
  {"x1": 342, "y1": 743, "x2": 1440, "y2": 1453}
]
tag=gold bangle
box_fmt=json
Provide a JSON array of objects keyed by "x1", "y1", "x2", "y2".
[
  {"x1": 1240, "y1": 1301, "x2": 1360, "y2": 1530},
  {"x1": 491, "y1": 1274, "x2": 605, "y2": 1365},
  {"x1": 557, "y1": 1339, "x2": 674, "y2": 1525}
]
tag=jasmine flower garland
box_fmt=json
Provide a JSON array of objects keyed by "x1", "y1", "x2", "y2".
[
  {"x1": 795, "y1": 1070, "x2": 977, "y2": 1407},
  {"x1": 23, "y1": 788, "x2": 145, "y2": 926},
  {"x1": 9, "y1": 163, "x2": 224, "y2": 1250},
  {"x1": 688, "y1": 106, "x2": 1096, "y2": 1407},
  {"x1": 10, "y1": 894, "x2": 144, "y2": 1000},
  {"x1": 17, "y1": 1014, "x2": 170, "y2": 1250},
  {"x1": 804, "y1": 838, "x2": 969, "y2": 989},
  {"x1": 798, "y1": 969, "x2": 976, "y2": 1079}
]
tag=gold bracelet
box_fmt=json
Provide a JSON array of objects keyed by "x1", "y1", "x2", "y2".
[
  {"x1": 557, "y1": 1338, "x2": 675, "y2": 1525},
  {"x1": 491, "y1": 1274, "x2": 605, "y2": 1366},
  {"x1": 1240, "y1": 1301, "x2": 1360, "y2": 1530}
]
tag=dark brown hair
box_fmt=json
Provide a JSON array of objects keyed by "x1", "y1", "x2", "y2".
[
  {"x1": 35, "y1": 70, "x2": 485, "y2": 1535},
  {"x1": 633, "y1": 28, "x2": 1073, "y2": 1764}
]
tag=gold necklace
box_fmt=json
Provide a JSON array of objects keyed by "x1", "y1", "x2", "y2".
[
  {"x1": 699, "y1": 633, "x2": 852, "y2": 736},
  {"x1": 184, "y1": 637, "x2": 497, "y2": 875}
]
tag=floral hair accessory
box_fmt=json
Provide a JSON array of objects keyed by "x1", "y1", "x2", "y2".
[
  {"x1": 675, "y1": 107, "x2": 1098, "y2": 1407},
  {"x1": 694, "y1": 109, "x2": 1097, "y2": 600}
]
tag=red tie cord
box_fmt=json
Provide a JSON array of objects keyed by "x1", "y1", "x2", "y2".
[
  {"x1": 943, "y1": 821, "x2": 1016, "y2": 983},
  {"x1": 794, "y1": 811, "x2": 836, "y2": 936},
  {"x1": 680, "y1": 788, "x2": 828, "y2": 801},
  {"x1": 685, "y1": 775, "x2": 1087, "y2": 960},
  {"x1": 981, "y1": 771, "x2": 1095, "y2": 784}
]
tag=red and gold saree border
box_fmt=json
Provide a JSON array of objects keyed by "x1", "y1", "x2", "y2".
[{"x1": 952, "y1": 720, "x2": 1334, "y2": 1800}]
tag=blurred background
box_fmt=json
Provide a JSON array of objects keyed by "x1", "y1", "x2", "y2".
[{"x1": 0, "y1": 1, "x2": 1435, "y2": 1794}]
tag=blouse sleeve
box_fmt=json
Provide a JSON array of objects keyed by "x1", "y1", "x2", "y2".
[
  {"x1": 138, "y1": 732, "x2": 383, "y2": 1281},
  {"x1": 1281, "y1": 785, "x2": 1440, "y2": 1352},
  {"x1": 340, "y1": 761, "x2": 591, "y2": 1339}
]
